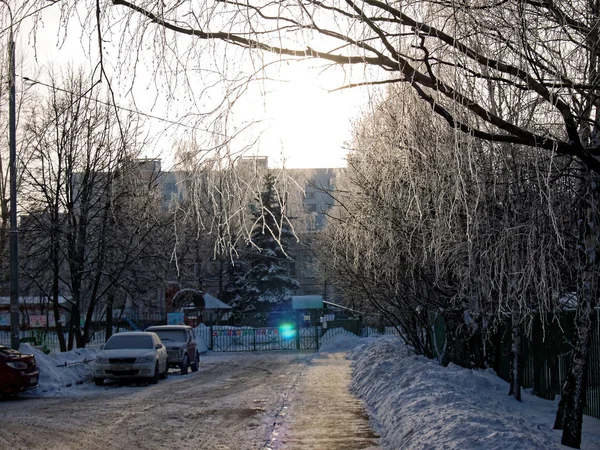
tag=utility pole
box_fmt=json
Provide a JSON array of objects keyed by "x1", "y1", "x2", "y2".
[{"x1": 2, "y1": 0, "x2": 19, "y2": 350}]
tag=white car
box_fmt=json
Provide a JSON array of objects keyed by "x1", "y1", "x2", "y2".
[{"x1": 93, "y1": 331, "x2": 169, "y2": 385}]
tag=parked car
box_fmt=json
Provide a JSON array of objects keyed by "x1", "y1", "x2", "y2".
[
  {"x1": 93, "y1": 331, "x2": 168, "y2": 386},
  {"x1": 145, "y1": 325, "x2": 199, "y2": 375},
  {"x1": 0, "y1": 344, "x2": 39, "y2": 397}
]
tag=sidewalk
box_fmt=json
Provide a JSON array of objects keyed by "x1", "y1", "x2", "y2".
[{"x1": 268, "y1": 351, "x2": 379, "y2": 449}]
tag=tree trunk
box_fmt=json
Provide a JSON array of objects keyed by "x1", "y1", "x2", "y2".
[
  {"x1": 554, "y1": 375, "x2": 569, "y2": 430},
  {"x1": 555, "y1": 170, "x2": 598, "y2": 448},
  {"x1": 51, "y1": 253, "x2": 66, "y2": 353},
  {"x1": 106, "y1": 293, "x2": 114, "y2": 341},
  {"x1": 68, "y1": 302, "x2": 82, "y2": 350},
  {"x1": 508, "y1": 309, "x2": 521, "y2": 401},
  {"x1": 0, "y1": 206, "x2": 7, "y2": 281},
  {"x1": 560, "y1": 310, "x2": 592, "y2": 448},
  {"x1": 52, "y1": 294, "x2": 66, "y2": 353}
]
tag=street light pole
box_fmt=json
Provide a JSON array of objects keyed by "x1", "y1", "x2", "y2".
[{"x1": 2, "y1": 0, "x2": 19, "y2": 350}]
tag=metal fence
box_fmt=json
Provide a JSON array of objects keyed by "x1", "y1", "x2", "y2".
[
  {"x1": 110, "y1": 313, "x2": 166, "y2": 331},
  {"x1": 491, "y1": 310, "x2": 599, "y2": 420},
  {"x1": 0, "y1": 312, "x2": 167, "y2": 352},
  {"x1": 191, "y1": 314, "x2": 402, "y2": 352},
  {"x1": 0, "y1": 329, "x2": 107, "y2": 353},
  {"x1": 0, "y1": 310, "x2": 368, "y2": 353},
  {"x1": 196, "y1": 310, "x2": 365, "y2": 351}
]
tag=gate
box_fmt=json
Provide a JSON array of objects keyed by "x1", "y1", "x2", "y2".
[
  {"x1": 209, "y1": 326, "x2": 301, "y2": 352},
  {"x1": 197, "y1": 309, "x2": 357, "y2": 352}
]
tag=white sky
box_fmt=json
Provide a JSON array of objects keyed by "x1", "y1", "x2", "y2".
[{"x1": 14, "y1": 3, "x2": 373, "y2": 169}]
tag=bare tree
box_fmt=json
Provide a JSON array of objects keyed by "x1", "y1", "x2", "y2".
[
  {"x1": 169, "y1": 140, "x2": 308, "y2": 305},
  {"x1": 34, "y1": 1, "x2": 594, "y2": 172},
  {"x1": 321, "y1": 84, "x2": 577, "y2": 402},
  {"x1": 19, "y1": 70, "x2": 168, "y2": 350}
]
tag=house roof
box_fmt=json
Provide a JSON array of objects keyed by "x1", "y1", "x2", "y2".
[
  {"x1": 292, "y1": 295, "x2": 324, "y2": 309},
  {"x1": 203, "y1": 293, "x2": 232, "y2": 310}
]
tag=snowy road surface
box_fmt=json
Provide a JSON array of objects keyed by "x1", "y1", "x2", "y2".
[
  {"x1": 0, "y1": 351, "x2": 378, "y2": 450},
  {"x1": 272, "y1": 352, "x2": 378, "y2": 449}
]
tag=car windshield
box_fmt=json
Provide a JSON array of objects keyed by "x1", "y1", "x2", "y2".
[
  {"x1": 104, "y1": 335, "x2": 153, "y2": 350},
  {"x1": 152, "y1": 330, "x2": 187, "y2": 342}
]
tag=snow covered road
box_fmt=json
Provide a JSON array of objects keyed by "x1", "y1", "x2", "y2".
[
  {"x1": 271, "y1": 351, "x2": 379, "y2": 449},
  {"x1": 6, "y1": 334, "x2": 596, "y2": 449},
  {"x1": 0, "y1": 350, "x2": 379, "y2": 450}
]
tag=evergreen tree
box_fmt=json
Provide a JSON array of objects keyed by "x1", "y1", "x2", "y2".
[
  {"x1": 243, "y1": 173, "x2": 299, "y2": 312},
  {"x1": 220, "y1": 256, "x2": 256, "y2": 311}
]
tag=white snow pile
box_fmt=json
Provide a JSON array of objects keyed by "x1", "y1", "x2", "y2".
[
  {"x1": 347, "y1": 336, "x2": 600, "y2": 450},
  {"x1": 19, "y1": 343, "x2": 96, "y2": 395},
  {"x1": 319, "y1": 328, "x2": 369, "y2": 352},
  {"x1": 193, "y1": 323, "x2": 213, "y2": 354}
]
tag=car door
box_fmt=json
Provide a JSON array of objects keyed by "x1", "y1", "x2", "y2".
[
  {"x1": 155, "y1": 334, "x2": 168, "y2": 371},
  {"x1": 187, "y1": 329, "x2": 197, "y2": 359}
]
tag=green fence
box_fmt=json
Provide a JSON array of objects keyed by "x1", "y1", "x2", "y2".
[
  {"x1": 197, "y1": 309, "x2": 363, "y2": 352},
  {"x1": 492, "y1": 311, "x2": 599, "y2": 420}
]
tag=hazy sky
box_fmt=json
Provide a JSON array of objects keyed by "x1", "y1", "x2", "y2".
[{"x1": 15, "y1": 3, "x2": 373, "y2": 169}]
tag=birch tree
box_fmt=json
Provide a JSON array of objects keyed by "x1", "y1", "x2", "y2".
[
  {"x1": 322, "y1": 84, "x2": 577, "y2": 398},
  {"x1": 170, "y1": 143, "x2": 306, "y2": 308}
]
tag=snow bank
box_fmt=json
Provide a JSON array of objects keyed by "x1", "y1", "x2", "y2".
[
  {"x1": 320, "y1": 328, "x2": 362, "y2": 351},
  {"x1": 193, "y1": 324, "x2": 210, "y2": 353},
  {"x1": 349, "y1": 337, "x2": 600, "y2": 450},
  {"x1": 320, "y1": 328, "x2": 380, "y2": 353},
  {"x1": 19, "y1": 343, "x2": 96, "y2": 395}
]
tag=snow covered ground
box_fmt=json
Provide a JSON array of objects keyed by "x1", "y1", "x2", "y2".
[
  {"x1": 17, "y1": 331, "x2": 600, "y2": 449},
  {"x1": 320, "y1": 331, "x2": 600, "y2": 450}
]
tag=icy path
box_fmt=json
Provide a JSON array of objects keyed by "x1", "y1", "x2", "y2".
[{"x1": 270, "y1": 351, "x2": 379, "y2": 449}]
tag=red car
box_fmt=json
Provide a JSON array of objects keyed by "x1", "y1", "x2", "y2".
[{"x1": 0, "y1": 344, "x2": 40, "y2": 396}]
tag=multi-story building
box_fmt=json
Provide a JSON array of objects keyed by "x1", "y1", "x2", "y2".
[{"x1": 13, "y1": 158, "x2": 170, "y2": 327}]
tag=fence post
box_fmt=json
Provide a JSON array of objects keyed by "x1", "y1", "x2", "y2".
[
  {"x1": 315, "y1": 325, "x2": 319, "y2": 350},
  {"x1": 295, "y1": 312, "x2": 300, "y2": 350},
  {"x1": 209, "y1": 324, "x2": 213, "y2": 351},
  {"x1": 253, "y1": 327, "x2": 256, "y2": 351}
]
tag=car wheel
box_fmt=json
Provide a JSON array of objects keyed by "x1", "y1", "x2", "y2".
[
  {"x1": 149, "y1": 362, "x2": 160, "y2": 384},
  {"x1": 94, "y1": 378, "x2": 105, "y2": 386},
  {"x1": 190, "y1": 351, "x2": 199, "y2": 372},
  {"x1": 180, "y1": 354, "x2": 189, "y2": 375},
  {"x1": 160, "y1": 360, "x2": 168, "y2": 380}
]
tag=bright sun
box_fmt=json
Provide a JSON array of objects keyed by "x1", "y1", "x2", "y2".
[
  {"x1": 22, "y1": 6, "x2": 371, "y2": 170},
  {"x1": 250, "y1": 62, "x2": 369, "y2": 169}
]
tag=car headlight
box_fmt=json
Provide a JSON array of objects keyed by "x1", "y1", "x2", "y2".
[
  {"x1": 137, "y1": 354, "x2": 155, "y2": 364},
  {"x1": 95, "y1": 356, "x2": 109, "y2": 364},
  {"x1": 6, "y1": 361, "x2": 28, "y2": 370}
]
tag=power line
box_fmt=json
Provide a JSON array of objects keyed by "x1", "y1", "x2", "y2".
[{"x1": 21, "y1": 75, "x2": 226, "y2": 136}]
